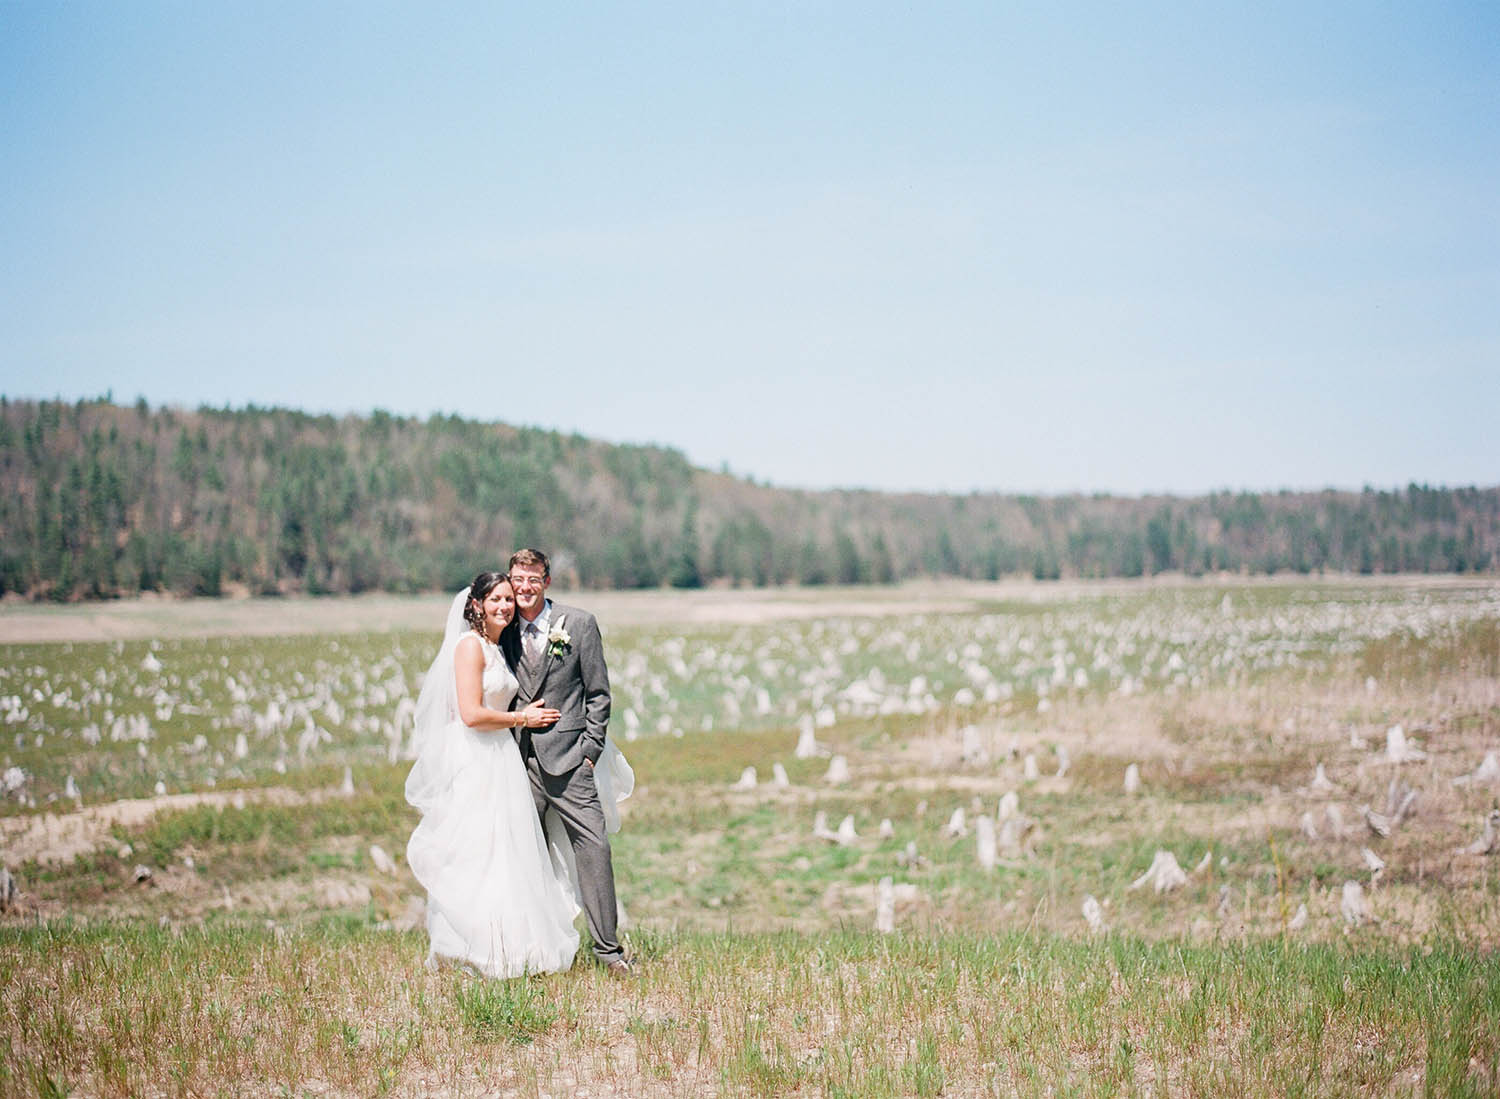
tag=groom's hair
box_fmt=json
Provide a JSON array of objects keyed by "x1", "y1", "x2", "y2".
[{"x1": 508, "y1": 548, "x2": 550, "y2": 578}]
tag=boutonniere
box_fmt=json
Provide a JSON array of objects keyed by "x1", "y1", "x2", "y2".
[{"x1": 547, "y1": 616, "x2": 572, "y2": 658}]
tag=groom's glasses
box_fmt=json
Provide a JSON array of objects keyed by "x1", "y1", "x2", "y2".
[{"x1": 508, "y1": 574, "x2": 547, "y2": 590}]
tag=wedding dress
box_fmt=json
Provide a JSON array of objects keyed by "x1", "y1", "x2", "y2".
[{"x1": 404, "y1": 591, "x2": 634, "y2": 978}]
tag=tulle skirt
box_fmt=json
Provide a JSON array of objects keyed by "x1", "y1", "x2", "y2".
[
  {"x1": 542, "y1": 738, "x2": 635, "y2": 893},
  {"x1": 406, "y1": 723, "x2": 580, "y2": 978}
]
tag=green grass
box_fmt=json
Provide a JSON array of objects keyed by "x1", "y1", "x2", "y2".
[
  {"x1": 121, "y1": 787, "x2": 408, "y2": 857},
  {"x1": 1360, "y1": 616, "x2": 1500, "y2": 685},
  {"x1": 4, "y1": 921, "x2": 1496, "y2": 1098},
  {"x1": 453, "y1": 977, "x2": 560, "y2": 1044}
]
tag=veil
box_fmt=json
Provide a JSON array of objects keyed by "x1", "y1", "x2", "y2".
[
  {"x1": 403, "y1": 589, "x2": 471, "y2": 814},
  {"x1": 403, "y1": 587, "x2": 635, "y2": 831}
]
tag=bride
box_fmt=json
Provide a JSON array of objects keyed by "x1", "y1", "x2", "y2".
[{"x1": 404, "y1": 571, "x2": 630, "y2": 977}]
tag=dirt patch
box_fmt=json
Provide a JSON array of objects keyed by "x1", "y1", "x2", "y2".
[
  {"x1": 0, "y1": 787, "x2": 319, "y2": 866},
  {"x1": 8, "y1": 574, "x2": 1470, "y2": 643},
  {"x1": 0, "y1": 584, "x2": 991, "y2": 642}
]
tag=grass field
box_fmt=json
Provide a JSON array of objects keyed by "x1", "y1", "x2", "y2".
[{"x1": 2, "y1": 578, "x2": 1499, "y2": 1096}]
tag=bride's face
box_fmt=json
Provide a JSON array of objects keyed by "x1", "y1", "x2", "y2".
[{"x1": 478, "y1": 581, "x2": 515, "y2": 636}]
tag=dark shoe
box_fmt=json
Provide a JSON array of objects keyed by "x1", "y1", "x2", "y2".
[{"x1": 606, "y1": 958, "x2": 637, "y2": 980}]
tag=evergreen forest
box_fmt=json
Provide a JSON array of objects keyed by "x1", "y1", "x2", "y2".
[{"x1": 2, "y1": 396, "x2": 1496, "y2": 600}]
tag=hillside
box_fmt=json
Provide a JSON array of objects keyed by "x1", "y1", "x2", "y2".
[{"x1": 1, "y1": 396, "x2": 1496, "y2": 599}]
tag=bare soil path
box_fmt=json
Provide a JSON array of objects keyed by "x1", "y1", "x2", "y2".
[
  {"x1": 0, "y1": 787, "x2": 316, "y2": 866},
  {"x1": 0, "y1": 574, "x2": 1469, "y2": 643}
]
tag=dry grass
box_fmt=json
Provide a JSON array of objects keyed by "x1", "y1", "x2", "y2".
[{"x1": 5, "y1": 922, "x2": 1497, "y2": 1098}]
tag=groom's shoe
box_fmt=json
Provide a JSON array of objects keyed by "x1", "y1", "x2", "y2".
[{"x1": 606, "y1": 958, "x2": 637, "y2": 980}]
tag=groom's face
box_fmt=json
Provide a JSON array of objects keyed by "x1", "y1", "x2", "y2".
[{"x1": 509, "y1": 565, "x2": 550, "y2": 620}]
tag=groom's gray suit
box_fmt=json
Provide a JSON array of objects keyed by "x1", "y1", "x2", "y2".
[{"x1": 502, "y1": 600, "x2": 623, "y2": 965}]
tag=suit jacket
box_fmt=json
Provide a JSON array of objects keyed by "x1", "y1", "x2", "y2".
[{"x1": 501, "y1": 601, "x2": 611, "y2": 775}]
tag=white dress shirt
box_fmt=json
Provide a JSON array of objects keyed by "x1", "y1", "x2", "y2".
[{"x1": 521, "y1": 599, "x2": 553, "y2": 660}]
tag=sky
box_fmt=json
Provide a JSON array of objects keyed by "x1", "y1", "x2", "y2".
[{"x1": 2, "y1": 2, "x2": 1496, "y2": 496}]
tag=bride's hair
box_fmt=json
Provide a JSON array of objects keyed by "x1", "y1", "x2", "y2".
[{"x1": 463, "y1": 571, "x2": 510, "y2": 633}]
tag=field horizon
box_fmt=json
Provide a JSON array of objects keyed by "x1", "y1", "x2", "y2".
[{"x1": 1, "y1": 572, "x2": 1489, "y2": 644}]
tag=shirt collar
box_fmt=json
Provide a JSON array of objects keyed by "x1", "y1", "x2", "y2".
[{"x1": 524, "y1": 599, "x2": 553, "y2": 634}]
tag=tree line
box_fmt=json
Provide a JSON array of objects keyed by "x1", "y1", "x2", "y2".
[{"x1": 2, "y1": 396, "x2": 1496, "y2": 601}]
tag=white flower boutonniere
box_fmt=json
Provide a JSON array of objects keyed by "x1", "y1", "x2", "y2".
[{"x1": 547, "y1": 616, "x2": 572, "y2": 659}]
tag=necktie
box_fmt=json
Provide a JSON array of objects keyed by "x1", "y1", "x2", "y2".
[{"x1": 524, "y1": 622, "x2": 543, "y2": 667}]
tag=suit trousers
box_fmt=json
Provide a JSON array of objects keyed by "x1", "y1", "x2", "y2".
[{"x1": 523, "y1": 746, "x2": 624, "y2": 964}]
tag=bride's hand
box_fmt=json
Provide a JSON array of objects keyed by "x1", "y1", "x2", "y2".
[{"x1": 519, "y1": 699, "x2": 562, "y2": 728}]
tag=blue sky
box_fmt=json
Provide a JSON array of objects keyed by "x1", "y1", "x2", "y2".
[{"x1": 3, "y1": 2, "x2": 1496, "y2": 495}]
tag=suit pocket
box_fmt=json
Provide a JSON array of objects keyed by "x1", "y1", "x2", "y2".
[{"x1": 579, "y1": 760, "x2": 601, "y2": 801}]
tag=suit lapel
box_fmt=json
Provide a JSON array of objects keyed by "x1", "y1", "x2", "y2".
[
  {"x1": 499, "y1": 621, "x2": 521, "y2": 671},
  {"x1": 539, "y1": 606, "x2": 568, "y2": 680},
  {"x1": 501, "y1": 622, "x2": 537, "y2": 699},
  {"x1": 532, "y1": 606, "x2": 564, "y2": 687}
]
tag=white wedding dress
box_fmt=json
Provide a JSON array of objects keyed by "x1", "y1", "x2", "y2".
[{"x1": 404, "y1": 591, "x2": 635, "y2": 979}]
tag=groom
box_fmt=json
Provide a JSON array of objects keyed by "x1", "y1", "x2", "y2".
[{"x1": 501, "y1": 548, "x2": 632, "y2": 976}]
